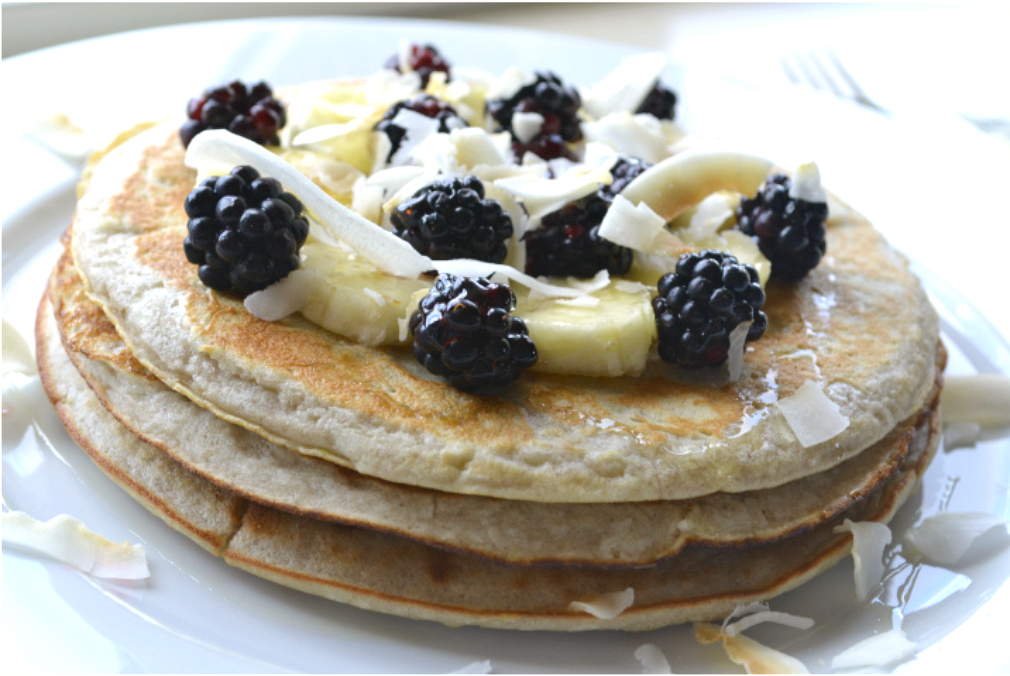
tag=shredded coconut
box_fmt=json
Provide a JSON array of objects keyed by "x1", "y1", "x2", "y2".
[
  {"x1": 567, "y1": 588, "x2": 634, "y2": 619},
  {"x1": 834, "y1": 519, "x2": 892, "y2": 601}
]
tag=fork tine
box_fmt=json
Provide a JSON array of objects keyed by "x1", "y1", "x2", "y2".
[
  {"x1": 806, "y1": 50, "x2": 846, "y2": 99},
  {"x1": 780, "y1": 56, "x2": 802, "y2": 86},
  {"x1": 823, "y1": 48, "x2": 889, "y2": 114}
]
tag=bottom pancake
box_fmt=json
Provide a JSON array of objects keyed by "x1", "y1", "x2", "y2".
[{"x1": 36, "y1": 288, "x2": 942, "y2": 631}]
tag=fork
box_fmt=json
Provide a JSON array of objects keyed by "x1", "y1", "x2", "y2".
[{"x1": 779, "y1": 49, "x2": 891, "y2": 117}]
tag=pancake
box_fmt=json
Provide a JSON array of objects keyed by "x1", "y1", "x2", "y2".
[
  {"x1": 36, "y1": 289, "x2": 942, "y2": 631},
  {"x1": 49, "y1": 246, "x2": 944, "y2": 566},
  {"x1": 68, "y1": 117, "x2": 941, "y2": 502}
]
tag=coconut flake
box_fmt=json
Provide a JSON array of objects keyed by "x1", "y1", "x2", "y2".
[
  {"x1": 694, "y1": 622, "x2": 809, "y2": 674},
  {"x1": 512, "y1": 112, "x2": 544, "y2": 144},
  {"x1": 615, "y1": 280, "x2": 650, "y2": 294},
  {"x1": 567, "y1": 587, "x2": 634, "y2": 620},
  {"x1": 941, "y1": 374, "x2": 1010, "y2": 431},
  {"x1": 3, "y1": 318, "x2": 37, "y2": 377},
  {"x1": 3, "y1": 511, "x2": 149, "y2": 579},
  {"x1": 834, "y1": 519, "x2": 892, "y2": 602},
  {"x1": 185, "y1": 131, "x2": 433, "y2": 279},
  {"x1": 634, "y1": 644, "x2": 672, "y2": 674},
  {"x1": 582, "y1": 112, "x2": 669, "y2": 164},
  {"x1": 243, "y1": 269, "x2": 317, "y2": 321},
  {"x1": 291, "y1": 116, "x2": 373, "y2": 146},
  {"x1": 830, "y1": 629, "x2": 917, "y2": 670},
  {"x1": 486, "y1": 67, "x2": 536, "y2": 101},
  {"x1": 555, "y1": 296, "x2": 601, "y2": 308},
  {"x1": 361, "y1": 287, "x2": 388, "y2": 307},
  {"x1": 598, "y1": 195, "x2": 666, "y2": 252},
  {"x1": 30, "y1": 113, "x2": 93, "y2": 161},
  {"x1": 494, "y1": 144, "x2": 616, "y2": 221},
  {"x1": 774, "y1": 380, "x2": 849, "y2": 448},
  {"x1": 944, "y1": 421, "x2": 982, "y2": 451},
  {"x1": 722, "y1": 610, "x2": 815, "y2": 637},
  {"x1": 788, "y1": 162, "x2": 827, "y2": 203},
  {"x1": 449, "y1": 660, "x2": 492, "y2": 674},
  {"x1": 688, "y1": 193, "x2": 735, "y2": 240},
  {"x1": 351, "y1": 178, "x2": 386, "y2": 225},
  {"x1": 726, "y1": 321, "x2": 753, "y2": 384},
  {"x1": 388, "y1": 108, "x2": 441, "y2": 166},
  {"x1": 433, "y1": 260, "x2": 586, "y2": 298},
  {"x1": 448, "y1": 127, "x2": 513, "y2": 169},
  {"x1": 581, "y1": 52, "x2": 668, "y2": 119},
  {"x1": 903, "y1": 512, "x2": 1009, "y2": 566}
]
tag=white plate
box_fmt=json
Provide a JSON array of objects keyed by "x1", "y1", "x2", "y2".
[{"x1": 3, "y1": 17, "x2": 1009, "y2": 674}]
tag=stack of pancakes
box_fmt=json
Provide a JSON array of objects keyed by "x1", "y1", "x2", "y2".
[{"x1": 36, "y1": 118, "x2": 943, "y2": 631}]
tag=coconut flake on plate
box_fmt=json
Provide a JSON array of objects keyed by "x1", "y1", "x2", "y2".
[
  {"x1": 633, "y1": 644, "x2": 671, "y2": 674},
  {"x1": 567, "y1": 587, "x2": 634, "y2": 620},
  {"x1": 722, "y1": 609, "x2": 815, "y2": 637},
  {"x1": 830, "y1": 629, "x2": 917, "y2": 671},
  {"x1": 903, "y1": 511, "x2": 1009, "y2": 566},
  {"x1": 3, "y1": 511, "x2": 149, "y2": 580},
  {"x1": 941, "y1": 374, "x2": 1010, "y2": 433},
  {"x1": 29, "y1": 112, "x2": 93, "y2": 161},
  {"x1": 581, "y1": 52, "x2": 668, "y2": 119},
  {"x1": 449, "y1": 659, "x2": 493, "y2": 674},
  {"x1": 244, "y1": 269, "x2": 317, "y2": 321},
  {"x1": 694, "y1": 622, "x2": 809, "y2": 674},
  {"x1": 3, "y1": 318, "x2": 37, "y2": 377},
  {"x1": 186, "y1": 130, "x2": 433, "y2": 279},
  {"x1": 788, "y1": 162, "x2": 827, "y2": 204},
  {"x1": 774, "y1": 380, "x2": 849, "y2": 448},
  {"x1": 834, "y1": 519, "x2": 892, "y2": 602}
]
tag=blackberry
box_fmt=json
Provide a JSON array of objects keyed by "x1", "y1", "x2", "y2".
[
  {"x1": 635, "y1": 82, "x2": 678, "y2": 120},
  {"x1": 182, "y1": 165, "x2": 309, "y2": 296},
  {"x1": 375, "y1": 95, "x2": 468, "y2": 161},
  {"x1": 180, "y1": 80, "x2": 286, "y2": 148},
  {"x1": 735, "y1": 174, "x2": 828, "y2": 281},
  {"x1": 391, "y1": 176, "x2": 513, "y2": 263},
  {"x1": 384, "y1": 43, "x2": 451, "y2": 88},
  {"x1": 486, "y1": 72, "x2": 583, "y2": 160},
  {"x1": 652, "y1": 251, "x2": 768, "y2": 369},
  {"x1": 410, "y1": 274, "x2": 537, "y2": 392},
  {"x1": 523, "y1": 157, "x2": 650, "y2": 278}
]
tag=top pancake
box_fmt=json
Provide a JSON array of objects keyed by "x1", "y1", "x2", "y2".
[{"x1": 69, "y1": 119, "x2": 940, "y2": 502}]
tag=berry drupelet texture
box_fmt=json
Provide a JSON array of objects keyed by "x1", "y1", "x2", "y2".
[
  {"x1": 183, "y1": 165, "x2": 309, "y2": 296},
  {"x1": 653, "y1": 251, "x2": 768, "y2": 369},
  {"x1": 736, "y1": 174, "x2": 828, "y2": 281},
  {"x1": 410, "y1": 274, "x2": 538, "y2": 392},
  {"x1": 374, "y1": 95, "x2": 468, "y2": 161},
  {"x1": 180, "y1": 80, "x2": 286, "y2": 148},
  {"x1": 384, "y1": 43, "x2": 451, "y2": 89},
  {"x1": 391, "y1": 176, "x2": 514, "y2": 264},
  {"x1": 635, "y1": 82, "x2": 678, "y2": 120},
  {"x1": 523, "y1": 157, "x2": 650, "y2": 278},
  {"x1": 486, "y1": 72, "x2": 583, "y2": 160}
]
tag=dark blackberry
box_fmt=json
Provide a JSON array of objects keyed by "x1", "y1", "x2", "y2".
[
  {"x1": 375, "y1": 95, "x2": 468, "y2": 161},
  {"x1": 384, "y1": 43, "x2": 451, "y2": 88},
  {"x1": 180, "y1": 80, "x2": 286, "y2": 148},
  {"x1": 735, "y1": 174, "x2": 828, "y2": 281},
  {"x1": 523, "y1": 157, "x2": 650, "y2": 278},
  {"x1": 391, "y1": 176, "x2": 513, "y2": 263},
  {"x1": 486, "y1": 72, "x2": 583, "y2": 160},
  {"x1": 182, "y1": 165, "x2": 309, "y2": 296},
  {"x1": 634, "y1": 82, "x2": 678, "y2": 120},
  {"x1": 652, "y1": 251, "x2": 768, "y2": 369},
  {"x1": 409, "y1": 274, "x2": 537, "y2": 392}
]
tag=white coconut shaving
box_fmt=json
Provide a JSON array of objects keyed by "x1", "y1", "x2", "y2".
[
  {"x1": 903, "y1": 512, "x2": 1009, "y2": 566},
  {"x1": 830, "y1": 629, "x2": 917, "y2": 670},
  {"x1": 598, "y1": 195, "x2": 666, "y2": 252},
  {"x1": 688, "y1": 192, "x2": 735, "y2": 240},
  {"x1": 567, "y1": 587, "x2": 634, "y2": 619},
  {"x1": 387, "y1": 108, "x2": 441, "y2": 166},
  {"x1": 3, "y1": 318, "x2": 37, "y2": 377},
  {"x1": 834, "y1": 519, "x2": 892, "y2": 602},
  {"x1": 494, "y1": 144, "x2": 616, "y2": 221},
  {"x1": 512, "y1": 112, "x2": 544, "y2": 144},
  {"x1": 351, "y1": 179, "x2": 385, "y2": 225},
  {"x1": 774, "y1": 380, "x2": 850, "y2": 447},
  {"x1": 582, "y1": 112, "x2": 669, "y2": 164},
  {"x1": 186, "y1": 131, "x2": 433, "y2": 279},
  {"x1": 555, "y1": 296, "x2": 601, "y2": 308},
  {"x1": 361, "y1": 287, "x2": 387, "y2": 307},
  {"x1": 30, "y1": 112, "x2": 93, "y2": 161},
  {"x1": 787, "y1": 162, "x2": 827, "y2": 203},
  {"x1": 243, "y1": 269, "x2": 317, "y2": 321},
  {"x1": 633, "y1": 644, "x2": 671, "y2": 674},
  {"x1": 3, "y1": 511, "x2": 149, "y2": 580},
  {"x1": 449, "y1": 660, "x2": 492, "y2": 674},
  {"x1": 581, "y1": 52, "x2": 668, "y2": 119},
  {"x1": 486, "y1": 67, "x2": 536, "y2": 101},
  {"x1": 433, "y1": 259, "x2": 586, "y2": 298},
  {"x1": 291, "y1": 114, "x2": 375, "y2": 146},
  {"x1": 615, "y1": 280, "x2": 650, "y2": 294},
  {"x1": 722, "y1": 610, "x2": 815, "y2": 637},
  {"x1": 941, "y1": 374, "x2": 1010, "y2": 431},
  {"x1": 694, "y1": 622, "x2": 809, "y2": 674},
  {"x1": 726, "y1": 321, "x2": 752, "y2": 384},
  {"x1": 944, "y1": 421, "x2": 982, "y2": 450}
]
